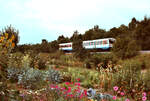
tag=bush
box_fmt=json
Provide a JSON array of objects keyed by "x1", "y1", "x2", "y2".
[
  {"x1": 112, "y1": 36, "x2": 140, "y2": 59},
  {"x1": 7, "y1": 52, "x2": 24, "y2": 68},
  {"x1": 89, "y1": 53, "x2": 116, "y2": 70},
  {"x1": 111, "y1": 59, "x2": 144, "y2": 99},
  {"x1": 45, "y1": 68, "x2": 62, "y2": 83}
]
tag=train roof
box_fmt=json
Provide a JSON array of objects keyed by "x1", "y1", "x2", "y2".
[
  {"x1": 83, "y1": 38, "x2": 115, "y2": 42},
  {"x1": 59, "y1": 42, "x2": 72, "y2": 45},
  {"x1": 59, "y1": 38, "x2": 115, "y2": 45}
]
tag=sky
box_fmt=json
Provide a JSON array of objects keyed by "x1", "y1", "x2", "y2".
[{"x1": 0, "y1": 0, "x2": 150, "y2": 44}]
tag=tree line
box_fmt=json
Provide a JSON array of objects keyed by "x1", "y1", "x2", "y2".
[{"x1": 1, "y1": 16, "x2": 150, "y2": 55}]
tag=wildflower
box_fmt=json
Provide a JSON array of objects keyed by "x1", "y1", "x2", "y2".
[
  {"x1": 70, "y1": 94, "x2": 74, "y2": 98},
  {"x1": 113, "y1": 86, "x2": 118, "y2": 91},
  {"x1": 79, "y1": 93, "x2": 84, "y2": 99},
  {"x1": 5, "y1": 33, "x2": 8, "y2": 39},
  {"x1": 60, "y1": 87, "x2": 65, "y2": 91},
  {"x1": 65, "y1": 82, "x2": 70, "y2": 85},
  {"x1": 117, "y1": 91, "x2": 120, "y2": 94},
  {"x1": 1, "y1": 36, "x2": 4, "y2": 41},
  {"x1": 112, "y1": 96, "x2": 117, "y2": 100},
  {"x1": 11, "y1": 35, "x2": 15, "y2": 40},
  {"x1": 142, "y1": 92, "x2": 146, "y2": 96},
  {"x1": 9, "y1": 39, "x2": 12, "y2": 43},
  {"x1": 142, "y1": 96, "x2": 147, "y2": 101},
  {"x1": 120, "y1": 92, "x2": 125, "y2": 96},
  {"x1": 75, "y1": 82, "x2": 81, "y2": 86},
  {"x1": 12, "y1": 42, "x2": 15, "y2": 47},
  {"x1": 125, "y1": 98, "x2": 130, "y2": 101},
  {"x1": 67, "y1": 87, "x2": 71, "y2": 93},
  {"x1": 83, "y1": 89, "x2": 87, "y2": 96},
  {"x1": 77, "y1": 78, "x2": 80, "y2": 81},
  {"x1": 55, "y1": 85, "x2": 58, "y2": 89}
]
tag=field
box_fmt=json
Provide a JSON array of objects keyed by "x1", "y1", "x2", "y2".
[{"x1": 0, "y1": 50, "x2": 150, "y2": 101}]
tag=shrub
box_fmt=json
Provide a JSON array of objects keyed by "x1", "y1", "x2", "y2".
[
  {"x1": 45, "y1": 68, "x2": 62, "y2": 83},
  {"x1": 112, "y1": 36, "x2": 140, "y2": 59},
  {"x1": 7, "y1": 52, "x2": 24, "y2": 68},
  {"x1": 89, "y1": 53, "x2": 116, "y2": 70},
  {"x1": 7, "y1": 67, "x2": 24, "y2": 82},
  {"x1": 18, "y1": 67, "x2": 46, "y2": 89},
  {"x1": 111, "y1": 59, "x2": 144, "y2": 99}
]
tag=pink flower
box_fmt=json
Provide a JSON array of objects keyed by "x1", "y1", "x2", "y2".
[
  {"x1": 112, "y1": 96, "x2": 117, "y2": 100},
  {"x1": 142, "y1": 96, "x2": 147, "y2": 101},
  {"x1": 125, "y1": 98, "x2": 130, "y2": 101},
  {"x1": 70, "y1": 94, "x2": 74, "y2": 98},
  {"x1": 65, "y1": 82, "x2": 70, "y2": 85},
  {"x1": 60, "y1": 87, "x2": 66, "y2": 91},
  {"x1": 120, "y1": 92, "x2": 125, "y2": 96},
  {"x1": 75, "y1": 82, "x2": 81, "y2": 86},
  {"x1": 113, "y1": 86, "x2": 119, "y2": 91},
  {"x1": 79, "y1": 94, "x2": 84, "y2": 99},
  {"x1": 142, "y1": 92, "x2": 147, "y2": 96},
  {"x1": 77, "y1": 78, "x2": 80, "y2": 81},
  {"x1": 117, "y1": 91, "x2": 120, "y2": 93},
  {"x1": 83, "y1": 90, "x2": 87, "y2": 96},
  {"x1": 55, "y1": 85, "x2": 58, "y2": 89},
  {"x1": 67, "y1": 87, "x2": 71, "y2": 93}
]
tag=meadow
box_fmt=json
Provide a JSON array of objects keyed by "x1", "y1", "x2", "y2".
[
  {"x1": 0, "y1": 25, "x2": 150, "y2": 101},
  {"x1": 0, "y1": 49, "x2": 150, "y2": 101}
]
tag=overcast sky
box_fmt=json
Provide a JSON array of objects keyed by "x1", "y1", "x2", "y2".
[{"x1": 0, "y1": 0, "x2": 150, "y2": 44}]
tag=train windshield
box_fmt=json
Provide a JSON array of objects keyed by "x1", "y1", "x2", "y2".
[{"x1": 109, "y1": 39, "x2": 115, "y2": 44}]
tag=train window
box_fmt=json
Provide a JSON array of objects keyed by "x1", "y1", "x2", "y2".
[
  {"x1": 96, "y1": 41, "x2": 99, "y2": 45},
  {"x1": 83, "y1": 43, "x2": 86, "y2": 46},
  {"x1": 109, "y1": 40, "x2": 114, "y2": 44},
  {"x1": 103, "y1": 40, "x2": 108, "y2": 44},
  {"x1": 99, "y1": 41, "x2": 102, "y2": 45},
  {"x1": 86, "y1": 43, "x2": 88, "y2": 46},
  {"x1": 85, "y1": 42, "x2": 89, "y2": 46}
]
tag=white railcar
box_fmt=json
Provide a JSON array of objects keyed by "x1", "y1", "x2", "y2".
[{"x1": 59, "y1": 38, "x2": 115, "y2": 51}]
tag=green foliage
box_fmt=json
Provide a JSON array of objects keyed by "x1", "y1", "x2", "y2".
[
  {"x1": 111, "y1": 59, "x2": 144, "y2": 99},
  {"x1": 133, "y1": 17, "x2": 150, "y2": 50},
  {"x1": 87, "y1": 53, "x2": 116, "y2": 70},
  {"x1": 1, "y1": 25, "x2": 19, "y2": 47},
  {"x1": 62, "y1": 67, "x2": 100, "y2": 88},
  {"x1": 7, "y1": 52, "x2": 24, "y2": 68},
  {"x1": 73, "y1": 39, "x2": 90, "y2": 61},
  {"x1": 112, "y1": 36, "x2": 140, "y2": 59},
  {"x1": 143, "y1": 69, "x2": 150, "y2": 93}
]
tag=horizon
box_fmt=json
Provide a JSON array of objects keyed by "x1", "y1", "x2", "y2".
[{"x1": 0, "y1": 0, "x2": 150, "y2": 45}]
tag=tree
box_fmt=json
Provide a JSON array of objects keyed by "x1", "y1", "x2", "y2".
[
  {"x1": 82, "y1": 25, "x2": 106, "y2": 41},
  {"x1": 133, "y1": 17, "x2": 150, "y2": 50},
  {"x1": 1, "y1": 25, "x2": 19, "y2": 48},
  {"x1": 72, "y1": 32, "x2": 90, "y2": 60},
  {"x1": 57, "y1": 35, "x2": 70, "y2": 43},
  {"x1": 112, "y1": 35, "x2": 140, "y2": 59},
  {"x1": 0, "y1": 25, "x2": 19, "y2": 68},
  {"x1": 128, "y1": 17, "x2": 138, "y2": 31}
]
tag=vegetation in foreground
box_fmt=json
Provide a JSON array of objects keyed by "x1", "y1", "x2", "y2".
[{"x1": 0, "y1": 17, "x2": 150, "y2": 101}]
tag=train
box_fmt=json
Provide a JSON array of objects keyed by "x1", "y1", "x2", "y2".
[{"x1": 59, "y1": 38, "x2": 116, "y2": 52}]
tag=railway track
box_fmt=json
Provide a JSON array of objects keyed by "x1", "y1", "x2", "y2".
[
  {"x1": 66, "y1": 51, "x2": 150, "y2": 54},
  {"x1": 91, "y1": 51, "x2": 150, "y2": 54}
]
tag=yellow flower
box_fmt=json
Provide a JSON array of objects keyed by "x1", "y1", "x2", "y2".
[
  {"x1": 11, "y1": 35, "x2": 15, "y2": 40},
  {"x1": 5, "y1": 33, "x2": 8, "y2": 39},
  {"x1": 12, "y1": 42, "x2": 15, "y2": 48},
  {"x1": 1, "y1": 36, "x2": 4, "y2": 41},
  {"x1": 6, "y1": 42, "x2": 9, "y2": 47},
  {"x1": 9, "y1": 39, "x2": 12, "y2": 43}
]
